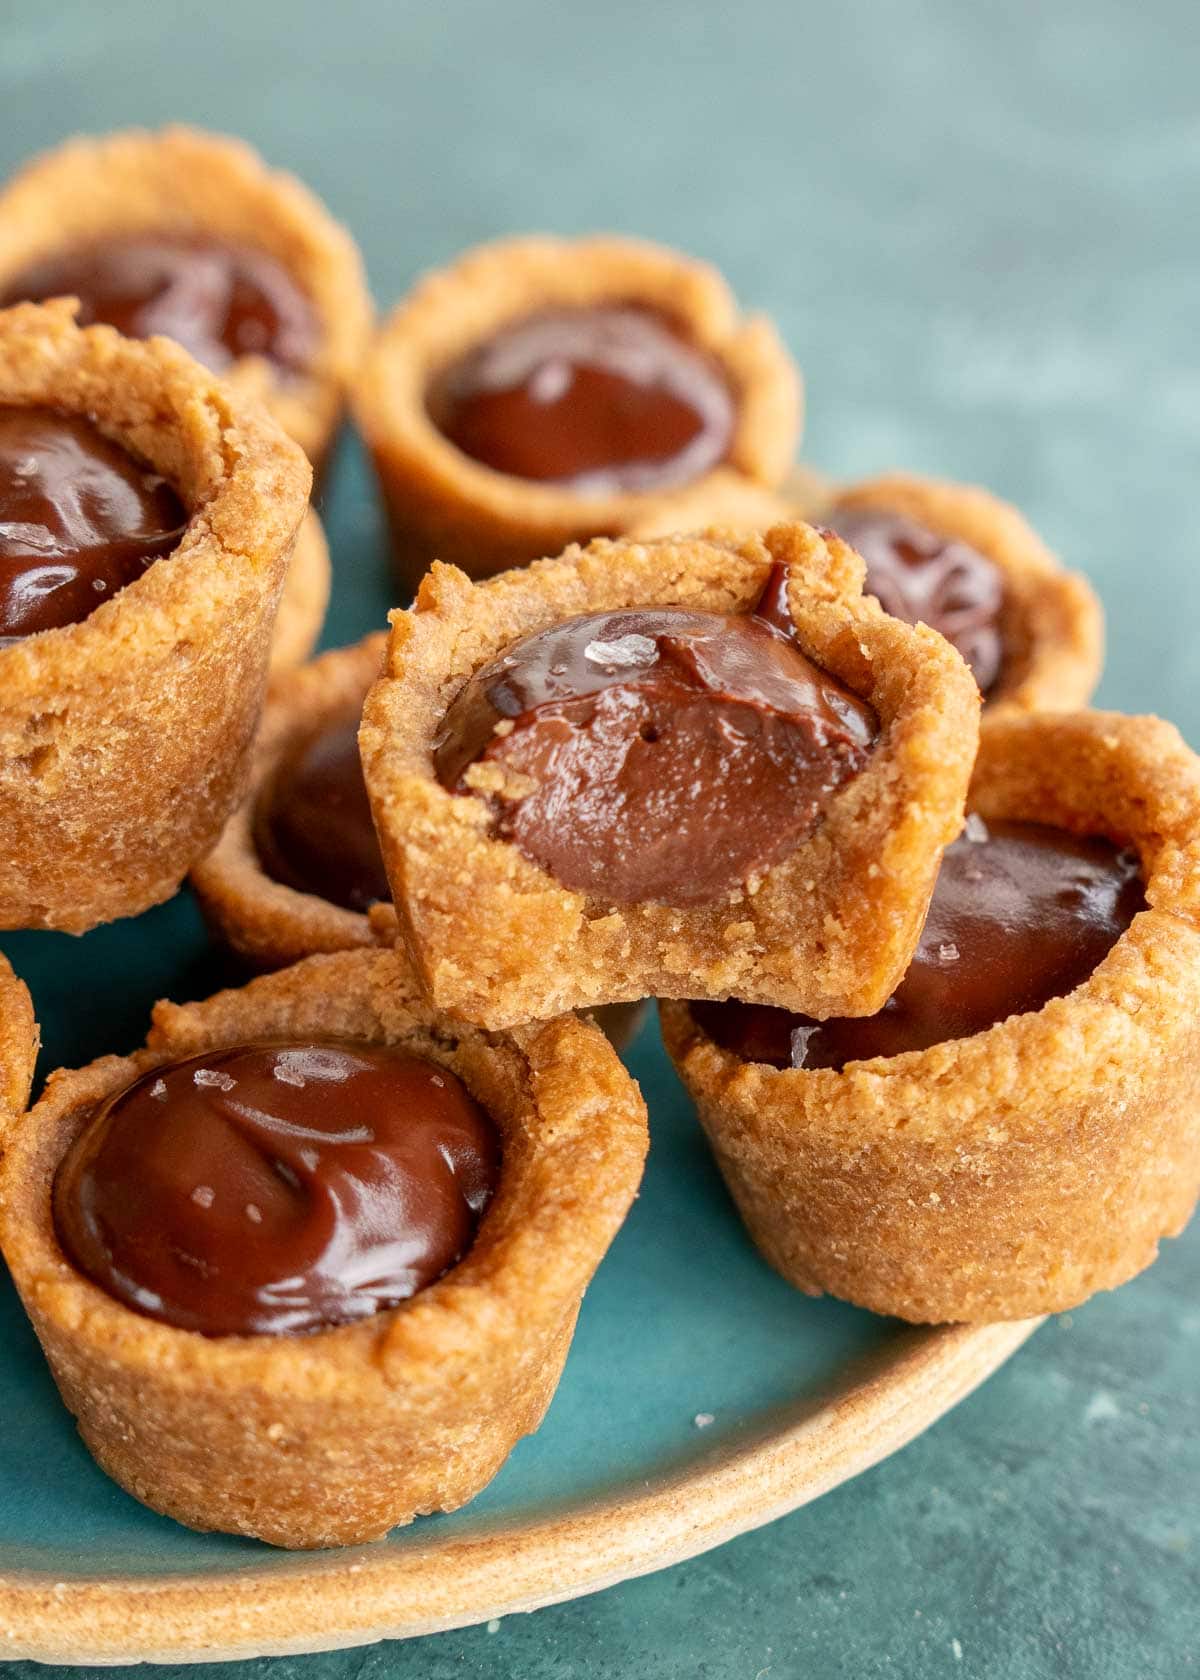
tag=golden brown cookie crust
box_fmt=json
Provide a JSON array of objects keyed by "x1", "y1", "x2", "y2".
[
  {"x1": 0, "y1": 126, "x2": 373, "y2": 465},
  {"x1": 0, "y1": 300, "x2": 310, "y2": 932},
  {"x1": 360, "y1": 520, "x2": 980, "y2": 1030},
  {"x1": 662, "y1": 710, "x2": 1200, "y2": 1324},
  {"x1": 353, "y1": 235, "x2": 801, "y2": 587},
  {"x1": 0, "y1": 946, "x2": 648, "y2": 1548},
  {"x1": 191, "y1": 633, "x2": 389, "y2": 968},
  {"x1": 804, "y1": 472, "x2": 1104, "y2": 713},
  {"x1": 269, "y1": 509, "x2": 331, "y2": 674},
  {"x1": 0, "y1": 953, "x2": 38, "y2": 1136}
]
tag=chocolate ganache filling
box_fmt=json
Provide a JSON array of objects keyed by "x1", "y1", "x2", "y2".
[
  {"x1": 1, "y1": 233, "x2": 318, "y2": 376},
  {"x1": 53, "y1": 1043, "x2": 500, "y2": 1337},
  {"x1": 0, "y1": 406, "x2": 187, "y2": 645},
  {"x1": 434, "y1": 564, "x2": 878, "y2": 907},
  {"x1": 427, "y1": 304, "x2": 734, "y2": 494},
  {"x1": 693, "y1": 816, "x2": 1145, "y2": 1069},
  {"x1": 254, "y1": 714, "x2": 390, "y2": 913},
  {"x1": 828, "y1": 504, "x2": 1005, "y2": 693}
]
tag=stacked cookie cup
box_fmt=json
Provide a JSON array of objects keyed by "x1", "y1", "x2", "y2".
[{"x1": 1, "y1": 127, "x2": 1198, "y2": 1559}]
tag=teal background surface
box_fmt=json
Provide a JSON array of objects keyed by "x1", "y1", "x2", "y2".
[{"x1": 1, "y1": 0, "x2": 1198, "y2": 1674}]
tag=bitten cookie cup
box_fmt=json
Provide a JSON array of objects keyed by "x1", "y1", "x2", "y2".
[
  {"x1": 804, "y1": 472, "x2": 1104, "y2": 713},
  {"x1": 661, "y1": 711, "x2": 1200, "y2": 1325},
  {"x1": 270, "y1": 509, "x2": 331, "y2": 675},
  {"x1": 0, "y1": 953, "x2": 38, "y2": 1138},
  {"x1": 0, "y1": 127, "x2": 373, "y2": 469},
  {"x1": 192, "y1": 632, "x2": 390, "y2": 969},
  {"x1": 0, "y1": 301, "x2": 310, "y2": 932},
  {"x1": 360, "y1": 521, "x2": 980, "y2": 1031},
  {"x1": 0, "y1": 947, "x2": 649, "y2": 1548},
  {"x1": 353, "y1": 235, "x2": 801, "y2": 590}
]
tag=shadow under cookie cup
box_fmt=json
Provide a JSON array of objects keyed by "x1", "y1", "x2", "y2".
[
  {"x1": 660, "y1": 710, "x2": 1200, "y2": 1325},
  {"x1": 0, "y1": 946, "x2": 648, "y2": 1549},
  {"x1": 0, "y1": 300, "x2": 310, "y2": 933},
  {"x1": 352, "y1": 234, "x2": 801, "y2": 590},
  {"x1": 359, "y1": 520, "x2": 981, "y2": 1031}
]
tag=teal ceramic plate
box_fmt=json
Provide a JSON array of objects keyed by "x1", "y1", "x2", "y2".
[{"x1": 0, "y1": 443, "x2": 1036, "y2": 1664}]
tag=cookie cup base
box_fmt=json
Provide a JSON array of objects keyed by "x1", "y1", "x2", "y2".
[
  {"x1": 0, "y1": 948, "x2": 647, "y2": 1547},
  {"x1": 661, "y1": 711, "x2": 1200, "y2": 1323}
]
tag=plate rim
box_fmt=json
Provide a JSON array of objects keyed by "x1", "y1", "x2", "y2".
[{"x1": 0, "y1": 1316, "x2": 1038, "y2": 1666}]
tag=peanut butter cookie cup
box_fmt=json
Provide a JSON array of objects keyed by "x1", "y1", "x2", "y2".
[
  {"x1": 353, "y1": 235, "x2": 800, "y2": 589},
  {"x1": 0, "y1": 299, "x2": 310, "y2": 932},
  {"x1": 0, "y1": 952, "x2": 38, "y2": 1137},
  {"x1": 0, "y1": 126, "x2": 372, "y2": 469},
  {"x1": 360, "y1": 520, "x2": 979, "y2": 1031},
  {"x1": 0, "y1": 946, "x2": 648, "y2": 1548},
  {"x1": 662, "y1": 710, "x2": 1200, "y2": 1324},
  {"x1": 801, "y1": 472, "x2": 1103, "y2": 712}
]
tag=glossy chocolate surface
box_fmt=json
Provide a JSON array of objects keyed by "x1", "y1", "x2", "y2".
[
  {"x1": 434, "y1": 564, "x2": 877, "y2": 907},
  {"x1": 54, "y1": 1042, "x2": 500, "y2": 1337},
  {"x1": 829, "y1": 503, "x2": 1005, "y2": 692},
  {"x1": 1, "y1": 234, "x2": 318, "y2": 376},
  {"x1": 427, "y1": 304, "x2": 734, "y2": 494},
  {"x1": 254, "y1": 714, "x2": 390, "y2": 913},
  {"x1": 0, "y1": 406, "x2": 187, "y2": 645},
  {"x1": 694, "y1": 817, "x2": 1145, "y2": 1069}
]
